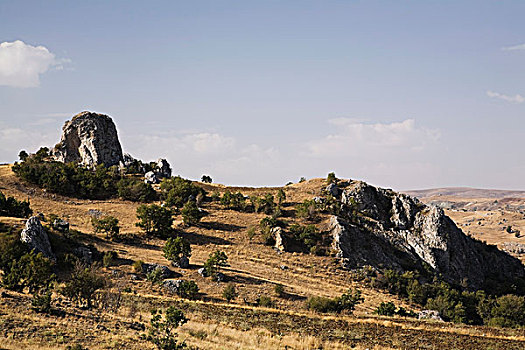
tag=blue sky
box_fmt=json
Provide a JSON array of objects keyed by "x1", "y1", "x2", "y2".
[{"x1": 0, "y1": 1, "x2": 524, "y2": 189}]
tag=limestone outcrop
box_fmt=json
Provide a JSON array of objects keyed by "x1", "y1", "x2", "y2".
[
  {"x1": 20, "y1": 216, "x2": 55, "y2": 260},
  {"x1": 52, "y1": 111, "x2": 124, "y2": 168},
  {"x1": 329, "y1": 181, "x2": 524, "y2": 289}
]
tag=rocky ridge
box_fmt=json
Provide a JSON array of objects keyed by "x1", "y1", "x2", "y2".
[{"x1": 328, "y1": 181, "x2": 524, "y2": 289}]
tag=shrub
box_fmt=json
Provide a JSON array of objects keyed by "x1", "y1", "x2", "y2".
[
  {"x1": 256, "y1": 295, "x2": 274, "y2": 308},
  {"x1": 61, "y1": 262, "x2": 106, "y2": 308},
  {"x1": 210, "y1": 191, "x2": 221, "y2": 201},
  {"x1": 327, "y1": 172, "x2": 337, "y2": 184},
  {"x1": 375, "y1": 301, "x2": 396, "y2": 316},
  {"x1": 92, "y1": 216, "x2": 120, "y2": 240},
  {"x1": 133, "y1": 260, "x2": 144, "y2": 273},
  {"x1": 136, "y1": 204, "x2": 174, "y2": 237},
  {"x1": 147, "y1": 268, "x2": 165, "y2": 284},
  {"x1": 246, "y1": 226, "x2": 256, "y2": 241},
  {"x1": 223, "y1": 284, "x2": 238, "y2": 302},
  {"x1": 307, "y1": 289, "x2": 363, "y2": 314},
  {"x1": 203, "y1": 251, "x2": 228, "y2": 277},
  {"x1": 201, "y1": 175, "x2": 212, "y2": 183},
  {"x1": 32, "y1": 288, "x2": 52, "y2": 313},
  {"x1": 148, "y1": 307, "x2": 188, "y2": 350},
  {"x1": 161, "y1": 176, "x2": 204, "y2": 208},
  {"x1": 0, "y1": 191, "x2": 32, "y2": 218},
  {"x1": 117, "y1": 178, "x2": 156, "y2": 202},
  {"x1": 18, "y1": 150, "x2": 29, "y2": 161},
  {"x1": 163, "y1": 237, "x2": 191, "y2": 264},
  {"x1": 276, "y1": 189, "x2": 286, "y2": 205},
  {"x1": 289, "y1": 224, "x2": 322, "y2": 252},
  {"x1": 299, "y1": 177, "x2": 306, "y2": 183},
  {"x1": 177, "y1": 280, "x2": 199, "y2": 300},
  {"x1": 296, "y1": 200, "x2": 319, "y2": 221},
  {"x1": 487, "y1": 294, "x2": 525, "y2": 328},
  {"x1": 103, "y1": 251, "x2": 118, "y2": 267},
  {"x1": 274, "y1": 284, "x2": 285, "y2": 297},
  {"x1": 2, "y1": 250, "x2": 55, "y2": 293},
  {"x1": 181, "y1": 200, "x2": 202, "y2": 226}
]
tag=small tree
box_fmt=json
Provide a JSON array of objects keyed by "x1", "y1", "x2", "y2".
[
  {"x1": 203, "y1": 250, "x2": 228, "y2": 277},
  {"x1": 201, "y1": 175, "x2": 212, "y2": 183},
  {"x1": 276, "y1": 189, "x2": 286, "y2": 206},
  {"x1": 18, "y1": 150, "x2": 29, "y2": 162},
  {"x1": 2, "y1": 250, "x2": 55, "y2": 293},
  {"x1": 327, "y1": 172, "x2": 337, "y2": 184},
  {"x1": 148, "y1": 307, "x2": 188, "y2": 350},
  {"x1": 181, "y1": 200, "x2": 202, "y2": 226},
  {"x1": 375, "y1": 301, "x2": 396, "y2": 316},
  {"x1": 92, "y1": 216, "x2": 120, "y2": 240},
  {"x1": 61, "y1": 262, "x2": 106, "y2": 308},
  {"x1": 136, "y1": 204, "x2": 173, "y2": 237},
  {"x1": 177, "y1": 280, "x2": 199, "y2": 300},
  {"x1": 163, "y1": 237, "x2": 191, "y2": 264},
  {"x1": 222, "y1": 284, "x2": 238, "y2": 302},
  {"x1": 274, "y1": 284, "x2": 285, "y2": 297}
]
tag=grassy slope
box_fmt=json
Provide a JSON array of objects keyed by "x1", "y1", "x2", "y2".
[{"x1": 1, "y1": 164, "x2": 525, "y2": 349}]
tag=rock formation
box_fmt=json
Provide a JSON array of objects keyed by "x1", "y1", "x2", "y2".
[
  {"x1": 329, "y1": 181, "x2": 524, "y2": 289},
  {"x1": 52, "y1": 111, "x2": 124, "y2": 168},
  {"x1": 20, "y1": 216, "x2": 55, "y2": 260}
]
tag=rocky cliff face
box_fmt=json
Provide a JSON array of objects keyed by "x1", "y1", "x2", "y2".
[
  {"x1": 52, "y1": 111, "x2": 124, "y2": 168},
  {"x1": 20, "y1": 216, "x2": 55, "y2": 260},
  {"x1": 329, "y1": 181, "x2": 524, "y2": 289}
]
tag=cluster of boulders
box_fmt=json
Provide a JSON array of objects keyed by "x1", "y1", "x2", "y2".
[{"x1": 144, "y1": 158, "x2": 172, "y2": 184}]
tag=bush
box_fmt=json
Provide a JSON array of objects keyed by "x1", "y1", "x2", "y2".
[
  {"x1": 117, "y1": 178, "x2": 156, "y2": 202},
  {"x1": 0, "y1": 191, "x2": 32, "y2": 218},
  {"x1": 92, "y1": 216, "x2": 120, "y2": 240},
  {"x1": 276, "y1": 189, "x2": 286, "y2": 206},
  {"x1": 61, "y1": 262, "x2": 106, "y2": 308},
  {"x1": 2, "y1": 250, "x2": 55, "y2": 293},
  {"x1": 327, "y1": 172, "x2": 337, "y2": 184},
  {"x1": 12, "y1": 154, "x2": 122, "y2": 200},
  {"x1": 102, "y1": 251, "x2": 118, "y2": 267},
  {"x1": 136, "y1": 204, "x2": 174, "y2": 237},
  {"x1": 147, "y1": 268, "x2": 165, "y2": 284},
  {"x1": 181, "y1": 200, "x2": 202, "y2": 226},
  {"x1": 289, "y1": 224, "x2": 322, "y2": 252},
  {"x1": 306, "y1": 289, "x2": 363, "y2": 314},
  {"x1": 32, "y1": 288, "x2": 52, "y2": 313},
  {"x1": 375, "y1": 301, "x2": 396, "y2": 316},
  {"x1": 221, "y1": 191, "x2": 247, "y2": 211},
  {"x1": 163, "y1": 237, "x2": 191, "y2": 264},
  {"x1": 250, "y1": 194, "x2": 276, "y2": 214},
  {"x1": 246, "y1": 226, "x2": 256, "y2": 241},
  {"x1": 201, "y1": 175, "x2": 212, "y2": 183},
  {"x1": 299, "y1": 177, "x2": 306, "y2": 183},
  {"x1": 256, "y1": 295, "x2": 274, "y2": 308},
  {"x1": 203, "y1": 251, "x2": 228, "y2": 277},
  {"x1": 177, "y1": 280, "x2": 199, "y2": 300},
  {"x1": 148, "y1": 307, "x2": 188, "y2": 350},
  {"x1": 296, "y1": 200, "x2": 319, "y2": 221},
  {"x1": 487, "y1": 294, "x2": 525, "y2": 328},
  {"x1": 222, "y1": 284, "x2": 238, "y2": 302},
  {"x1": 274, "y1": 284, "x2": 285, "y2": 297},
  {"x1": 133, "y1": 260, "x2": 144, "y2": 273},
  {"x1": 161, "y1": 176, "x2": 204, "y2": 208}
]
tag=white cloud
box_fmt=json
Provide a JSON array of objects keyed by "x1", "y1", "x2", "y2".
[
  {"x1": 307, "y1": 119, "x2": 440, "y2": 157},
  {"x1": 501, "y1": 43, "x2": 525, "y2": 51},
  {"x1": 0, "y1": 40, "x2": 69, "y2": 88},
  {"x1": 486, "y1": 90, "x2": 525, "y2": 104}
]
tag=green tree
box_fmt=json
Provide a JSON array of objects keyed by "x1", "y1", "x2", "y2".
[
  {"x1": 61, "y1": 262, "x2": 106, "y2": 308},
  {"x1": 91, "y1": 215, "x2": 120, "y2": 240},
  {"x1": 163, "y1": 237, "x2": 191, "y2": 264},
  {"x1": 148, "y1": 307, "x2": 188, "y2": 350},
  {"x1": 117, "y1": 178, "x2": 156, "y2": 202},
  {"x1": 136, "y1": 204, "x2": 174, "y2": 237},
  {"x1": 2, "y1": 250, "x2": 55, "y2": 293},
  {"x1": 276, "y1": 189, "x2": 286, "y2": 206},
  {"x1": 201, "y1": 175, "x2": 212, "y2": 183},
  {"x1": 203, "y1": 250, "x2": 228, "y2": 277},
  {"x1": 327, "y1": 172, "x2": 337, "y2": 184},
  {"x1": 18, "y1": 150, "x2": 29, "y2": 162},
  {"x1": 181, "y1": 200, "x2": 202, "y2": 226},
  {"x1": 0, "y1": 191, "x2": 32, "y2": 218},
  {"x1": 177, "y1": 280, "x2": 199, "y2": 300},
  {"x1": 222, "y1": 284, "x2": 238, "y2": 302},
  {"x1": 375, "y1": 301, "x2": 396, "y2": 316},
  {"x1": 161, "y1": 176, "x2": 204, "y2": 208}
]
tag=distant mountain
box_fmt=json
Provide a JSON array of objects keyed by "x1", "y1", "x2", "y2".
[{"x1": 404, "y1": 187, "x2": 525, "y2": 199}]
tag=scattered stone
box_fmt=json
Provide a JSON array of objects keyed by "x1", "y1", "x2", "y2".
[
  {"x1": 128, "y1": 322, "x2": 145, "y2": 331},
  {"x1": 280, "y1": 265, "x2": 288, "y2": 270},
  {"x1": 326, "y1": 183, "x2": 341, "y2": 197},
  {"x1": 73, "y1": 246, "x2": 93, "y2": 264},
  {"x1": 52, "y1": 218, "x2": 69, "y2": 233},
  {"x1": 144, "y1": 171, "x2": 159, "y2": 184},
  {"x1": 155, "y1": 158, "x2": 172, "y2": 178},
  {"x1": 198, "y1": 267, "x2": 208, "y2": 277},
  {"x1": 313, "y1": 196, "x2": 325, "y2": 204},
  {"x1": 214, "y1": 272, "x2": 226, "y2": 282},
  {"x1": 172, "y1": 256, "x2": 190, "y2": 269},
  {"x1": 130, "y1": 274, "x2": 140, "y2": 281},
  {"x1": 162, "y1": 279, "x2": 183, "y2": 294},
  {"x1": 418, "y1": 310, "x2": 444, "y2": 322},
  {"x1": 142, "y1": 263, "x2": 173, "y2": 279},
  {"x1": 51, "y1": 111, "x2": 124, "y2": 168},
  {"x1": 87, "y1": 209, "x2": 103, "y2": 218},
  {"x1": 20, "y1": 216, "x2": 55, "y2": 260}
]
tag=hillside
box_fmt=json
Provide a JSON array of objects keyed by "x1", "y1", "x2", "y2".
[{"x1": 2, "y1": 164, "x2": 525, "y2": 349}]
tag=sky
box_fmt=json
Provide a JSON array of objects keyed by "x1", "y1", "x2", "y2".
[{"x1": 0, "y1": 1, "x2": 524, "y2": 190}]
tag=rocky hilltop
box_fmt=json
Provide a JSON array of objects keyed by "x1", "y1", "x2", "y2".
[
  {"x1": 52, "y1": 111, "x2": 124, "y2": 168},
  {"x1": 327, "y1": 181, "x2": 524, "y2": 289}
]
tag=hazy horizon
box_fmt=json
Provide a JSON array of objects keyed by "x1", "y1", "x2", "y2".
[{"x1": 1, "y1": 1, "x2": 524, "y2": 190}]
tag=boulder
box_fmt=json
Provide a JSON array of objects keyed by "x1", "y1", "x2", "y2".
[
  {"x1": 20, "y1": 216, "x2": 55, "y2": 260},
  {"x1": 142, "y1": 263, "x2": 173, "y2": 279},
  {"x1": 52, "y1": 111, "x2": 124, "y2": 168},
  {"x1": 73, "y1": 246, "x2": 93, "y2": 264},
  {"x1": 272, "y1": 227, "x2": 287, "y2": 252},
  {"x1": 214, "y1": 272, "x2": 226, "y2": 282},
  {"x1": 162, "y1": 279, "x2": 184, "y2": 294},
  {"x1": 172, "y1": 256, "x2": 190, "y2": 269},
  {"x1": 155, "y1": 158, "x2": 172, "y2": 178},
  {"x1": 418, "y1": 310, "x2": 444, "y2": 322},
  {"x1": 326, "y1": 183, "x2": 341, "y2": 197},
  {"x1": 144, "y1": 171, "x2": 159, "y2": 184},
  {"x1": 53, "y1": 218, "x2": 69, "y2": 233},
  {"x1": 198, "y1": 267, "x2": 209, "y2": 277}
]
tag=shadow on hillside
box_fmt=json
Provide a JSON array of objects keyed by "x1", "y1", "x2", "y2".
[
  {"x1": 228, "y1": 274, "x2": 266, "y2": 286},
  {"x1": 199, "y1": 221, "x2": 244, "y2": 232},
  {"x1": 184, "y1": 232, "x2": 232, "y2": 246}
]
